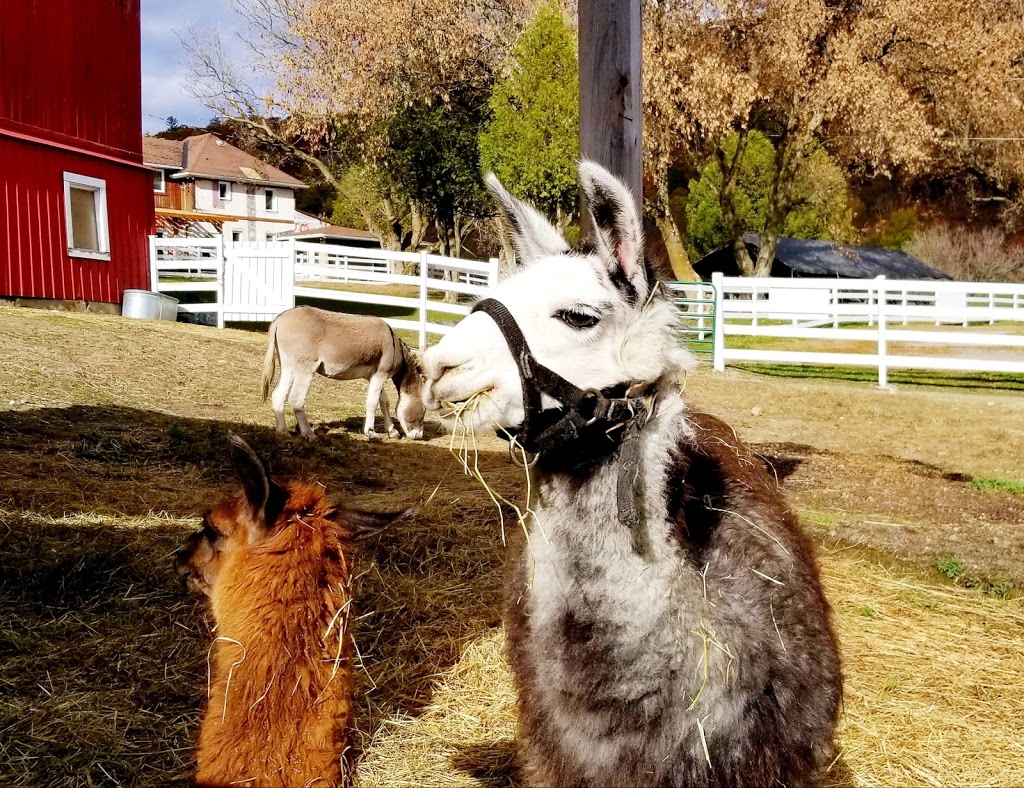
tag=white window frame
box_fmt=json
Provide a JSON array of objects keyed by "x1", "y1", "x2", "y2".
[
  {"x1": 218, "y1": 181, "x2": 232, "y2": 200},
  {"x1": 63, "y1": 172, "x2": 110, "y2": 261},
  {"x1": 153, "y1": 169, "x2": 166, "y2": 194},
  {"x1": 264, "y1": 188, "x2": 276, "y2": 212}
]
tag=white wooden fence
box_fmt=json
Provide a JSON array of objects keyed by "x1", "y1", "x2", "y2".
[
  {"x1": 149, "y1": 237, "x2": 499, "y2": 349},
  {"x1": 708, "y1": 272, "x2": 1024, "y2": 385},
  {"x1": 149, "y1": 237, "x2": 1024, "y2": 384}
]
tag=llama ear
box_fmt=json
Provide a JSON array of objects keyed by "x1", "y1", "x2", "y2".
[
  {"x1": 485, "y1": 173, "x2": 569, "y2": 266},
  {"x1": 578, "y1": 160, "x2": 648, "y2": 301},
  {"x1": 227, "y1": 433, "x2": 279, "y2": 536},
  {"x1": 335, "y1": 506, "x2": 416, "y2": 540}
]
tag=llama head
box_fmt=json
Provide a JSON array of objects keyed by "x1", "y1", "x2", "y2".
[
  {"x1": 174, "y1": 434, "x2": 290, "y2": 596},
  {"x1": 421, "y1": 161, "x2": 691, "y2": 434},
  {"x1": 174, "y1": 434, "x2": 412, "y2": 596}
]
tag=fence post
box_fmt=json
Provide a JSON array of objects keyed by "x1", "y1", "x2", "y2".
[
  {"x1": 711, "y1": 272, "x2": 725, "y2": 373},
  {"x1": 287, "y1": 238, "x2": 297, "y2": 312},
  {"x1": 488, "y1": 257, "x2": 500, "y2": 290},
  {"x1": 876, "y1": 275, "x2": 887, "y2": 387},
  {"x1": 215, "y1": 234, "x2": 226, "y2": 329},
  {"x1": 148, "y1": 235, "x2": 158, "y2": 291},
  {"x1": 418, "y1": 251, "x2": 429, "y2": 350}
]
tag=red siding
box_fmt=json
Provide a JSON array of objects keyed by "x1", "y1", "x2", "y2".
[
  {"x1": 0, "y1": 136, "x2": 153, "y2": 303},
  {"x1": 0, "y1": 0, "x2": 143, "y2": 160}
]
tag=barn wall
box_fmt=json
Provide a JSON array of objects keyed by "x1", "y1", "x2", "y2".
[
  {"x1": 0, "y1": 136, "x2": 154, "y2": 303},
  {"x1": 0, "y1": 0, "x2": 143, "y2": 160}
]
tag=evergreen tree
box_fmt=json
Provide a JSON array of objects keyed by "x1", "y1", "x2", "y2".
[{"x1": 479, "y1": 2, "x2": 579, "y2": 229}]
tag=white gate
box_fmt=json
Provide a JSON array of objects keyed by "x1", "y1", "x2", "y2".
[{"x1": 222, "y1": 241, "x2": 295, "y2": 322}]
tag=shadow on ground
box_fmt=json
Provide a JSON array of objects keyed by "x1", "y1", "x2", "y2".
[{"x1": 0, "y1": 405, "x2": 516, "y2": 786}]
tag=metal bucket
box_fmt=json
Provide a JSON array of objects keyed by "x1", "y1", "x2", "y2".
[{"x1": 122, "y1": 289, "x2": 179, "y2": 321}]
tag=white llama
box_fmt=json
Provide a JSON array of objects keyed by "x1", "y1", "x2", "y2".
[{"x1": 421, "y1": 162, "x2": 842, "y2": 788}]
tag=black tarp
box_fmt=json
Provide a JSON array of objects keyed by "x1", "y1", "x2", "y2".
[{"x1": 693, "y1": 236, "x2": 950, "y2": 280}]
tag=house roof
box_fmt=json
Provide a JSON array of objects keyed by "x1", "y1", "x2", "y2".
[
  {"x1": 142, "y1": 137, "x2": 185, "y2": 169},
  {"x1": 142, "y1": 134, "x2": 306, "y2": 189},
  {"x1": 693, "y1": 236, "x2": 950, "y2": 280},
  {"x1": 276, "y1": 224, "x2": 379, "y2": 243}
]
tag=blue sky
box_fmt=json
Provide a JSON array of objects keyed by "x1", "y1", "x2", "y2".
[{"x1": 140, "y1": 0, "x2": 239, "y2": 134}]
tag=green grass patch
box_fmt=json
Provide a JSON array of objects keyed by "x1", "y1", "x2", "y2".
[
  {"x1": 969, "y1": 476, "x2": 1024, "y2": 495},
  {"x1": 936, "y1": 556, "x2": 1014, "y2": 599}
]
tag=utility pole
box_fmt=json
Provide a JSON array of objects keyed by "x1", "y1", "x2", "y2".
[{"x1": 578, "y1": 0, "x2": 643, "y2": 224}]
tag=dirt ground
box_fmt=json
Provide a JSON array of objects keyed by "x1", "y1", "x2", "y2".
[{"x1": 1, "y1": 304, "x2": 1022, "y2": 786}]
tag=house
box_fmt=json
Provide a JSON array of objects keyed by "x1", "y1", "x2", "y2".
[
  {"x1": 0, "y1": 0, "x2": 154, "y2": 308},
  {"x1": 143, "y1": 134, "x2": 306, "y2": 242},
  {"x1": 694, "y1": 236, "x2": 950, "y2": 280}
]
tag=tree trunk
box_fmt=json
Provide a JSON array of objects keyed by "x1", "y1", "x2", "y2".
[
  {"x1": 717, "y1": 126, "x2": 756, "y2": 276},
  {"x1": 436, "y1": 217, "x2": 458, "y2": 303},
  {"x1": 754, "y1": 130, "x2": 809, "y2": 277},
  {"x1": 652, "y1": 161, "x2": 697, "y2": 281},
  {"x1": 656, "y1": 214, "x2": 697, "y2": 281}
]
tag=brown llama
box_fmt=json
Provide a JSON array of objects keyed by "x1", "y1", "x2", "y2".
[{"x1": 176, "y1": 435, "x2": 410, "y2": 788}]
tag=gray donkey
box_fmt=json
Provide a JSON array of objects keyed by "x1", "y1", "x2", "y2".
[
  {"x1": 261, "y1": 306, "x2": 425, "y2": 440},
  {"x1": 421, "y1": 162, "x2": 842, "y2": 787}
]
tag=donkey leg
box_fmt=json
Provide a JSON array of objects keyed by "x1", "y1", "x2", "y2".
[
  {"x1": 289, "y1": 369, "x2": 317, "y2": 438},
  {"x1": 271, "y1": 368, "x2": 292, "y2": 433},
  {"x1": 364, "y1": 372, "x2": 388, "y2": 441},
  {"x1": 378, "y1": 388, "x2": 399, "y2": 439}
]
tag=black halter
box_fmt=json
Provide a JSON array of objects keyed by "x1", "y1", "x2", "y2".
[{"x1": 471, "y1": 298, "x2": 654, "y2": 527}]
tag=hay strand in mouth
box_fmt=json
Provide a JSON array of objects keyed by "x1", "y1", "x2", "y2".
[{"x1": 443, "y1": 392, "x2": 537, "y2": 554}]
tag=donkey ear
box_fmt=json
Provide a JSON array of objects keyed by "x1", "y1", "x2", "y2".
[
  {"x1": 485, "y1": 173, "x2": 569, "y2": 266},
  {"x1": 578, "y1": 160, "x2": 648, "y2": 300},
  {"x1": 227, "y1": 433, "x2": 280, "y2": 537}
]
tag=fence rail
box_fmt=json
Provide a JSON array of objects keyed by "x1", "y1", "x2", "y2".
[
  {"x1": 150, "y1": 237, "x2": 499, "y2": 348},
  {"x1": 709, "y1": 273, "x2": 1024, "y2": 385},
  {"x1": 149, "y1": 238, "x2": 1024, "y2": 383}
]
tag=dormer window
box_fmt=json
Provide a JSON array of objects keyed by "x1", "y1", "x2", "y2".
[{"x1": 218, "y1": 181, "x2": 232, "y2": 200}]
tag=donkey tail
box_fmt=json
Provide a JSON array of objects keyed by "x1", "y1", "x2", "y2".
[{"x1": 260, "y1": 322, "x2": 279, "y2": 404}]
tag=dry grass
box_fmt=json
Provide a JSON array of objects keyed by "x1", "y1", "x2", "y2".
[
  {"x1": 1, "y1": 304, "x2": 1023, "y2": 786},
  {"x1": 355, "y1": 545, "x2": 1024, "y2": 788}
]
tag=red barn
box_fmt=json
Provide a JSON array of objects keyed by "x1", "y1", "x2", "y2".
[{"x1": 0, "y1": 0, "x2": 154, "y2": 307}]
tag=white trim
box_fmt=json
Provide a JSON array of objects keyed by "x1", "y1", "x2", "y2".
[
  {"x1": 218, "y1": 180, "x2": 232, "y2": 200},
  {"x1": 63, "y1": 171, "x2": 110, "y2": 261},
  {"x1": 264, "y1": 188, "x2": 276, "y2": 212},
  {"x1": 153, "y1": 169, "x2": 166, "y2": 194}
]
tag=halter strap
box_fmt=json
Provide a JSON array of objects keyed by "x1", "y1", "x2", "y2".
[{"x1": 471, "y1": 297, "x2": 654, "y2": 527}]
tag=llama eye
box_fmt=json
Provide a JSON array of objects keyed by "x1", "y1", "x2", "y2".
[{"x1": 556, "y1": 309, "x2": 600, "y2": 330}]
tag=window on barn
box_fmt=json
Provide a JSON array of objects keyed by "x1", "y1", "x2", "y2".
[
  {"x1": 219, "y1": 181, "x2": 232, "y2": 200},
  {"x1": 265, "y1": 188, "x2": 276, "y2": 212},
  {"x1": 63, "y1": 172, "x2": 110, "y2": 261},
  {"x1": 153, "y1": 169, "x2": 165, "y2": 193}
]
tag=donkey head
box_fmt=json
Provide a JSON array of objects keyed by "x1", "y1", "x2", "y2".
[
  {"x1": 395, "y1": 344, "x2": 426, "y2": 440},
  {"x1": 422, "y1": 162, "x2": 690, "y2": 435}
]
